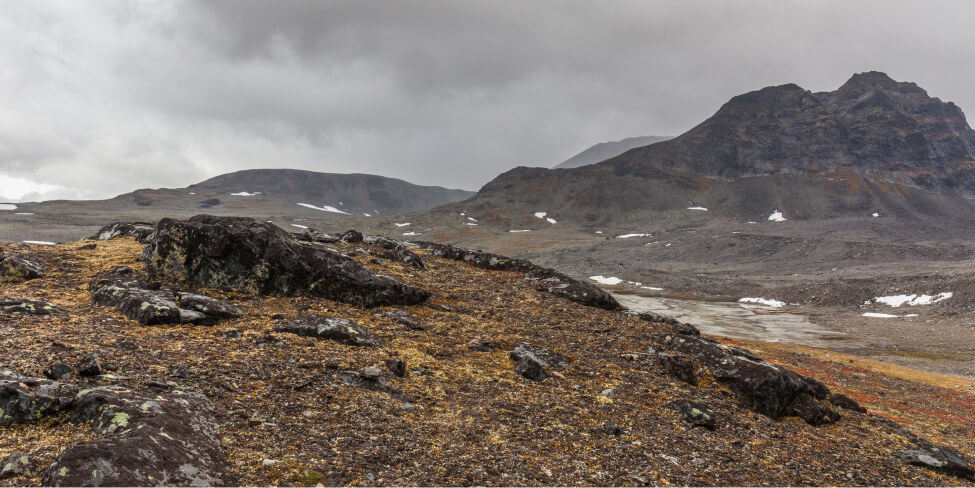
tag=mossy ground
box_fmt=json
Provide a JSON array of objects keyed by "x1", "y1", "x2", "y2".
[{"x1": 0, "y1": 238, "x2": 972, "y2": 486}]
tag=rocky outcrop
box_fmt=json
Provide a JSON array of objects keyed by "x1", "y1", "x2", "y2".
[
  {"x1": 655, "y1": 334, "x2": 840, "y2": 425},
  {"x1": 416, "y1": 242, "x2": 620, "y2": 310},
  {"x1": 44, "y1": 386, "x2": 236, "y2": 486},
  {"x1": 90, "y1": 266, "x2": 244, "y2": 326},
  {"x1": 0, "y1": 298, "x2": 62, "y2": 315},
  {"x1": 0, "y1": 253, "x2": 43, "y2": 283},
  {"x1": 144, "y1": 215, "x2": 429, "y2": 308},
  {"x1": 276, "y1": 314, "x2": 383, "y2": 347},
  {"x1": 0, "y1": 369, "x2": 77, "y2": 427},
  {"x1": 510, "y1": 343, "x2": 570, "y2": 382},
  {"x1": 88, "y1": 222, "x2": 156, "y2": 244}
]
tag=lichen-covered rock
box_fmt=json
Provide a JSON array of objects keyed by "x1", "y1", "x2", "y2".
[
  {"x1": 293, "y1": 229, "x2": 340, "y2": 244},
  {"x1": 77, "y1": 353, "x2": 102, "y2": 377},
  {"x1": 88, "y1": 222, "x2": 156, "y2": 243},
  {"x1": 339, "y1": 229, "x2": 364, "y2": 243},
  {"x1": 509, "y1": 343, "x2": 571, "y2": 371},
  {"x1": 89, "y1": 268, "x2": 180, "y2": 325},
  {"x1": 829, "y1": 393, "x2": 867, "y2": 413},
  {"x1": 0, "y1": 255, "x2": 43, "y2": 282},
  {"x1": 368, "y1": 236, "x2": 427, "y2": 270},
  {"x1": 0, "y1": 298, "x2": 62, "y2": 315},
  {"x1": 416, "y1": 242, "x2": 619, "y2": 310},
  {"x1": 144, "y1": 215, "x2": 429, "y2": 308},
  {"x1": 375, "y1": 309, "x2": 422, "y2": 330},
  {"x1": 276, "y1": 314, "x2": 383, "y2": 347},
  {"x1": 0, "y1": 370, "x2": 77, "y2": 427},
  {"x1": 513, "y1": 355, "x2": 548, "y2": 382},
  {"x1": 669, "y1": 400, "x2": 717, "y2": 430},
  {"x1": 662, "y1": 355, "x2": 698, "y2": 385},
  {"x1": 896, "y1": 448, "x2": 975, "y2": 482},
  {"x1": 0, "y1": 452, "x2": 31, "y2": 480},
  {"x1": 43, "y1": 386, "x2": 237, "y2": 486},
  {"x1": 178, "y1": 293, "x2": 243, "y2": 318},
  {"x1": 655, "y1": 334, "x2": 839, "y2": 425}
]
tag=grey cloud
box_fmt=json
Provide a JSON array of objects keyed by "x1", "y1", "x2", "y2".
[{"x1": 1, "y1": 0, "x2": 974, "y2": 202}]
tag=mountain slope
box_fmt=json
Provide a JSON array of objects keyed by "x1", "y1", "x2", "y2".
[
  {"x1": 553, "y1": 136, "x2": 672, "y2": 169},
  {"x1": 455, "y1": 72, "x2": 975, "y2": 225}
]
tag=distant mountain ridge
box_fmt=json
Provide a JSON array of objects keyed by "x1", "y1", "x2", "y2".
[
  {"x1": 457, "y1": 72, "x2": 975, "y2": 225},
  {"x1": 554, "y1": 136, "x2": 672, "y2": 169}
]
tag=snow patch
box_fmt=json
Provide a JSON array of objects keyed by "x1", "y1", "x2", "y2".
[
  {"x1": 873, "y1": 292, "x2": 952, "y2": 307},
  {"x1": 616, "y1": 233, "x2": 651, "y2": 239},
  {"x1": 687, "y1": 206, "x2": 708, "y2": 211},
  {"x1": 467, "y1": 217, "x2": 478, "y2": 222},
  {"x1": 464, "y1": 223, "x2": 478, "y2": 226},
  {"x1": 297, "y1": 203, "x2": 350, "y2": 215},
  {"x1": 0, "y1": 204, "x2": 17, "y2": 210},
  {"x1": 863, "y1": 312, "x2": 918, "y2": 318},
  {"x1": 546, "y1": 217, "x2": 557, "y2": 224},
  {"x1": 768, "y1": 210, "x2": 786, "y2": 222},
  {"x1": 230, "y1": 192, "x2": 260, "y2": 196},
  {"x1": 291, "y1": 224, "x2": 309, "y2": 229},
  {"x1": 188, "y1": 192, "x2": 196, "y2": 195},
  {"x1": 15, "y1": 212, "x2": 33, "y2": 215},
  {"x1": 738, "y1": 297, "x2": 785, "y2": 308},
  {"x1": 509, "y1": 230, "x2": 531, "y2": 233},
  {"x1": 402, "y1": 232, "x2": 420, "y2": 236},
  {"x1": 595, "y1": 231, "x2": 603, "y2": 234},
  {"x1": 534, "y1": 212, "x2": 547, "y2": 219},
  {"x1": 872, "y1": 212, "x2": 880, "y2": 218},
  {"x1": 589, "y1": 275, "x2": 623, "y2": 286},
  {"x1": 22, "y1": 240, "x2": 55, "y2": 245},
  {"x1": 394, "y1": 223, "x2": 411, "y2": 227},
  {"x1": 641, "y1": 286, "x2": 664, "y2": 291}
]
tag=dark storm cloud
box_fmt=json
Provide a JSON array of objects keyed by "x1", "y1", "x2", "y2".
[{"x1": 1, "y1": 1, "x2": 974, "y2": 201}]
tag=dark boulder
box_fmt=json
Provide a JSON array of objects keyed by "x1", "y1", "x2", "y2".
[
  {"x1": 88, "y1": 222, "x2": 156, "y2": 243},
  {"x1": 375, "y1": 309, "x2": 423, "y2": 330},
  {"x1": 655, "y1": 334, "x2": 839, "y2": 425},
  {"x1": 178, "y1": 293, "x2": 243, "y2": 318},
  {"x1": 44, "y1": 386, "x2": 237, "y2": 486},
  {"x1": 276, "y1": 314, "x2": 383, "y2": 347},
  {"x1": 636, "y1": 312, "x2": 701, "y2": 337},
  {"x1": 79, "y1": 243, "x2": 98, "y2": 251},
  {"x1": 385, "y1": 358, "x2": 407, "y2": 378},
  {"x1": 77, "y1": 353, "x2": 102, "y2": 377},
  {"x1": 510, "y1": 343, "x2": 571, "y2": 371},
  {"x1": 0, "y1": 452, "x2": 30, "y2": 480},
  {"x1": 90, "y1": 268, "x2": 180, "y2": 326},
  {"x1": 0, "y1": 255, "x2": 43, "y2": 282},
  {"x1": 144, "y1": 216, "x2": 429, "y2": 308},
  {"x1": 416, "y1": 242, "x2": 619, "y2": 310},
  {"x1": 0, "y1": 370, "x2": 77, "y2": 426},
  {"x1": 0, "y1": 298, "x2": 62, "y2": 315},
  {"x1": 662, "y1": 355, "x2": 698, "y2": 385},
  {"x1": 513, "y1": 355, "x2": 548, "y2": 382},
  {"x1": 43, "y1": 362, "x2": 73, "y2": 380},
  {"x1": 368, "y1": 236, "x2": 428, "y2": 270},
  {"x1": 293, "y1": 229, "x2": 340, "y2": 244},
  {"x1": 339, "y1": 229, "x2": 364, "y2": 243},
  {"x1": 669, "y1": 400, "x2": 717, "y2": 430},
  {"x1": 829, "y1": 393, "x2": 867, "y2": 413}
]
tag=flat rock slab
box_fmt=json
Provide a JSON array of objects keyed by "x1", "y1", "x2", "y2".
[
  {"x1": 510, "y1": 343, "x2": 571, "y2": 371},
  {"x1": 0, "y1": 298, "x2": 62, "y2": 315},
  {"x1": 655, "y1": 333, "x2": 840, "y2": 425},
  {"x1": 416, "y1": 242, "x2": 619, "y2": 310},
  {"x1": 144, "y1": 215, "x2": 429, "y2": 308},
  {"x1": 276, "y1": 314, "x2": 383, "y2": 347},
  {"x1": 178, "y1": 293, "x2": 243, "y2": 318}
]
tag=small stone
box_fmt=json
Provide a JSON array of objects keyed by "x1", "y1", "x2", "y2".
[
  {"x1": 385, "y1": 358, "x2": 407, "y2": 378},
  {"x1": 169, "y1": 366, "x2": 190, "y2": 379},
  {"x1": 219, "y1": 329, "x2": 243, "y2": 338},
  {"x1": 829, "y1": 393, "x2": 867, "y2": 413},
  {"x1": 261, "y1": 459, "x2": 277, "y2": 467},
  {"x1": 361, "y1": 367, "x2": 383, "y2": 380},
  {"x1": 401, "y1": 403, "x2": 415, "y2": 412},
  {"x1": 600, "y1": 388, "x2": 615, "y2": 397},
  {"x1": 339, "y1": 229, "x2": 363, "y2": 243},
  {"x1": 514, "y1": 355, "x2": 548, "y2": 382},
  {"x1": 43, "y1": 362, "x2": 73, "y2": 380},
  {"x1": 77, "y1": 353, "x2": 102, "y2": 377},
  {"x1": 79, "y1": 243, "x2": 98, "y2": 250}
]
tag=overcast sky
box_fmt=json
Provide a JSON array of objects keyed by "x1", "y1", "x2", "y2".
[{"x1": 1, "y1": 1, "x2": 974, "y2": 201}]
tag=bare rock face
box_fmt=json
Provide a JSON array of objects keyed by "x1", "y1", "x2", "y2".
[
  {"x1": 655, "y1": 334, "x2": 840, "y2": 426},
  {"x1": 88, "y1": 222, "x2": 156, "y2": 244},
  {"x1": 144, "y1": 215, "x2": 429, "y2": 308},
  {"x1": 276, "y1": 314, "x2": 383, "y2": 347},
  {"x1": 0, "y1": 254, "x2": 43, "y2": 283},
  {"x1": 416, "y1": 242, "x2": 619, "y2": 310}
]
